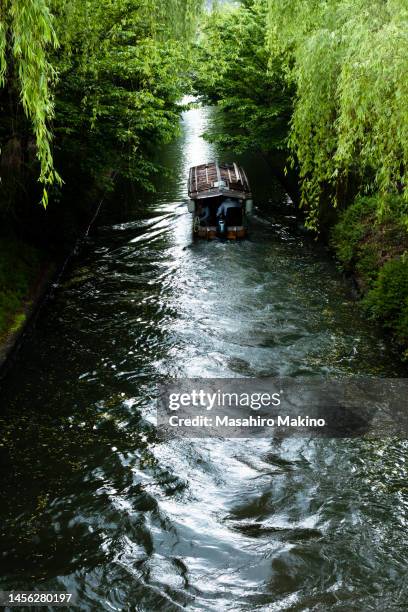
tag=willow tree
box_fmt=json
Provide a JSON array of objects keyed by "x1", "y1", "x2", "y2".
[
  {"x1": 267, "y1": 0, "x2": 408, "y2": 227},
  {"x1": 0, "y1": 0, "x2": 60, "y2": 207}
]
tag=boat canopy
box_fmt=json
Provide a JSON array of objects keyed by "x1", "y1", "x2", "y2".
[{"x1": 188, "y1": 161, "x2": 251, "y2": 201}]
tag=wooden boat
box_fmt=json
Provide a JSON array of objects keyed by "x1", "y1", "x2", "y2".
[{"x1": 187, "y1": 161, "x2": 253, "y2": 239}]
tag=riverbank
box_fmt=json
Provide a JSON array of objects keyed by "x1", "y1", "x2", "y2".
[
  {"x1": 0, "y1": 181, "x2": 112, "y2": 373},
  {"x1": 0, "y1": 236, "x2": 57, "y2": 373},
  {"x1": 260, "y1": 152, "x2": 408, "y2": 361},
  {"x1": 331, "y1": 195, "x2": 408, "y2": 359},
  {"x1": 0, "y1": 236, "x2": 42, "y2": 342}
]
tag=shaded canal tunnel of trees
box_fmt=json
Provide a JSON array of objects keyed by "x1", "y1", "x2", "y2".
[
  {"x1": 0, "y1": 2, "x2": 408, "y2": 608},
  {"x1": 1, "y1": 0, "x2": 408, "y2": 355}
]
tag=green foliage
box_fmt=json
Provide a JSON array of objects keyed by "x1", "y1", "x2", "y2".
[
  {"x1": 331, "y1": 195, "x2": 408, "y2": 353},
  {"x1": 267, "y1": 0, "x2": 408, "y2": 227},
  {"x1": 331, "y1": 195, "x2": 408, "y2": 286},
  {"x1": 355, "y1": 244, "x2": 382, "y2": 288},
  {"x1": 364, "y1": 257, "x2": 408, "y2": 349},
  {"x1": 0, "y1": 0, "x2": 204, "y2": 206},
  {"x1": 0, "y1": 239, "x2": 41, "y2": 338},
  {"x1": 9, "y1": 312, "x2": 27, "y2": 333},
  {"x1": 331, "y1": 197, "x2": 378, "y2": 271},
  {"x1": 50, "y1": 0, "x2": 204, "y2": 190},
  {"x1": 0, "y1": 0, "x2": 60, "y2": 206},
  {"x1": 194, "y1": 0, "x2": 292, "y2": 154},
  {"x1": 51, "y1": 5, "x2": 169, "y2": 188}
]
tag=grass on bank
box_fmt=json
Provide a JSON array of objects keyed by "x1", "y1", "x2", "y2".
[
  {"x1": 331, "y1": 195, "x2": 408, "y2": 356},
  {"x1": 0, "y1": 238, "x2": 42, "y2": 341}
]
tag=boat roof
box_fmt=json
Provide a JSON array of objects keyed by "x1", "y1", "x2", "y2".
[{"x1": 188, "y1": 161, "x2": 251, "y2": 200}]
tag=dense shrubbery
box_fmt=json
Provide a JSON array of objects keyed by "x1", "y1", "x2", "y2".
[
  {"x1": 331, "y1": 196, "x2": 408, "y2": 353},
  {"x1": 0, "y1": 240, "x2": 41, "y2": 338},
  {"x1": 364, "y1": 258, "x2": 408, "y2": 352},
  {"x1": 331, "y1": 197, "x2": 407, "y2": 283}
]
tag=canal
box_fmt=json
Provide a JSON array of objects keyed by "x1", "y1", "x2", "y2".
[{"x1": 0, "y1": 106, "x2": 407, "y2": 610}]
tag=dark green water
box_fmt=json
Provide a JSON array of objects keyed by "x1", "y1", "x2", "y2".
[{"x1": 0, "y1": 107, "x2": 407, "y2": 611}]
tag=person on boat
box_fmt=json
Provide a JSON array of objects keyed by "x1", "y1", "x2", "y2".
[
  {"x1": 216, "y1": 198, "x2": 242, "y2": 227},
  {"x1": 216, "y1": 198, "x2": 241, "y2": 218}
]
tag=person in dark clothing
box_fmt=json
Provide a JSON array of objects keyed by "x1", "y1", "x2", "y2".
[
  {"x1": 199, "y1": 204, "x2": 211, "y2": 225},
  {"x1": 216, "y1": 198, "x2": 240, "y2": 218},
  {"x1": 217, "y1": 198, "x2": 242, "y2": 227}
]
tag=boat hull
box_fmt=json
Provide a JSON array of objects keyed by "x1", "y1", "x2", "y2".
[{"x1": 194, "y1": 225, "x2": 247, "y2": 240}]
